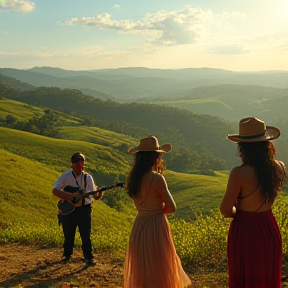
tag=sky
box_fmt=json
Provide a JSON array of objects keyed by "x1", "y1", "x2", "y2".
[{"x1": 0, "y1": 0, "x2": 287, "y2": 71}]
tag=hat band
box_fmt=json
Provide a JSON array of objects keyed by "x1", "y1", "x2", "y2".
[
  {"x1": 139, "y1": 146, "x2": 160, "y2": 151},
  {"x1": 237, "y1": 132, "x2": 265, "y2": 139}
]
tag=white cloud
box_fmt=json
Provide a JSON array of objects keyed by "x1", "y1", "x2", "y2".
[
  {"x1": 0, "y1": 0, "x2": 35, "y2": 12},
  {"x1": 113, "y1": 5, "x2": 120, "y2": 9},
  {"x1": 60, "y1": 6, "x2": 245, "y2": 49}
]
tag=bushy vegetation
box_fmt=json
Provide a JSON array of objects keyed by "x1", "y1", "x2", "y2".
[
  {"x1": 1, "y1": 191, "x2": 288, "y2": 271},
  {"x1": 171, "y1": 194, "x2": 288, "y2": 269}
]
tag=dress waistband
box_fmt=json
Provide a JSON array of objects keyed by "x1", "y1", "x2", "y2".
[
  {"x1": 137, "y1": 212, "x2": 164, "y2": 218},
  {"x1": 235, "y1": 209, "x2": 273, "y2": 219}
]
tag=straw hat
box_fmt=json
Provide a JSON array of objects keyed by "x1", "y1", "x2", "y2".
[
  {"x1": 227, "y1": 117, "x2": 280, "y2": 143},
  {"x1": 129, "y1": 135, "x2": 172, "y2": 154}
]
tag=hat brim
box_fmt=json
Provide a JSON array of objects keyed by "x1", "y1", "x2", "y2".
[
  {"x1": 227, "y1": 126, "x2": 280, "y2": 143},
  {"x1": 129, "y1": 143, "x2": 172, "y2": 154}
]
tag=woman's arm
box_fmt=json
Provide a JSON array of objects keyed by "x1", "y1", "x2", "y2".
[
  {"x1": 220, "y1": 167, "x2": 242, "y2": 217},
  {"x1": 155, "y1": 174, "x2": 176, "y2": 214}
]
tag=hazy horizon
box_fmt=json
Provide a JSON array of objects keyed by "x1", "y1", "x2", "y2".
[{"x1": 1, "y1": 65, "x2": 288, "y2": 73}]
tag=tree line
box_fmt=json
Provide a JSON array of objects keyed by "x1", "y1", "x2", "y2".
[{"x1": 0, "y1": 76, "x2": 234, "y2": 173}]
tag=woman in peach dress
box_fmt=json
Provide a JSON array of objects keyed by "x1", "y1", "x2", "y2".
[{"x1": 124, "y1": 136, "x2": 192, "y2": 288}]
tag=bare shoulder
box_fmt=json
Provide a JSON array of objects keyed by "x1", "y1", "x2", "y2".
[
  {"x1": 229, "y1": 164, "x2": 254, "y2": 180},
  {"x1": 152, "y1": 172, "x2": 166, "y2": 182},
  {"x1": 229, "y1": 165, "x2": 246, "y2": 175},
  {"x1": 276, "y1": 160, "x2": 286, "y2": 178},
  {"x1": 276, "y1": 160, "x2": 286, "y2": 169},
  {"x1": 151, "y1": 173, "x2": 168, "y2": 190}
]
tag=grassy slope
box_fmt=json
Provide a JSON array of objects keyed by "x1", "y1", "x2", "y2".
[
  {"x1": 59, "y1": 126, "x2": 230, "y2": 218},
  {"x1": 0, "y1": 98, "x2": 82, "y2": 125},
  {"x1": 0, "y1": 126, "x2": 229, "y2": 221},
  {"x1": 0, "y1": 148, "x2": 135, "y2": 249},
  {"x1": 0, "y1": 98, "x2": 44, "y2": 121},
  {"x1": 0, "y1": 127, "x2": 129, "y2": 182},
  {"x1": 165, "y1": 170, "x2": 228, "y2": 219},
  {"x1": 61, "y1": 125, "x2": 136, "y2": 148},
  {"x1": 0, "y1": 98, "x2": 229, "y2": 221}
]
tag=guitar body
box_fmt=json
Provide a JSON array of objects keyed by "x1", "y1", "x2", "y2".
[
  {"x1": 58, "y1": 186, "x2": 84, "y2": 215},
  {"x1": 57, "y1": 200, "x2": 76, "y2": 215},
  {"x1": 57, "y1": 182, "x2": 125, "y2": 216}
]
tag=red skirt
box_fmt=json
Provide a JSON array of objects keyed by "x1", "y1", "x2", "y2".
[{"x1": 227, "y1": 209, "x2": 282, "y2": 288}]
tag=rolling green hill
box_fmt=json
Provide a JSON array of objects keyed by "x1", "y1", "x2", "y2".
[
  {"x1": 153, "y1": 84, "x2": 288, "y2": 123},
  {"x1": 0, "y1": 98, "x2": 80, "y2": 126},
  {"x1": 1, "y1": 104, "x2": 288, "y2": 279},
  {"x1": 0, "y1": 125, "x2": 232, "y2": 253},
  {"x1": 0, "y1": 127, "x2": 129, "y2": 182},
  {"x1": 0, "y1": 83, "x2": 236, "y2": 166},
  {"x1": 0, "y1": 148, "x2": 135, "y2": 251},
  {"x1": 0, "y1": 97, "x2": 230, "y2": 219},
  {"x1": 0, "y1": 126, "x2": 228, "y2": 216},
  {"x1": 165, "y1": 170, "x2": 228, "y2": 219}
]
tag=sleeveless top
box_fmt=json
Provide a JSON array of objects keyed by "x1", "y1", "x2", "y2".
[
  {"x1": 132, "y1": 172, "x2": 164, "y2": 216},
  {"x1": 237, "y1": 161, "x2": 285, "y2": 212}
]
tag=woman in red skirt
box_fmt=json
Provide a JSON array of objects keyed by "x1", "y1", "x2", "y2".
[{"x1": 220, "y1": 117, "x2": 286, "y2": 288}]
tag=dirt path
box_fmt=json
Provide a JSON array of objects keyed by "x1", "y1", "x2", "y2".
[
  {"x1": 1, "y1": 243, "x2": 288, "y2": 288},
  {"x1": 0, "y1": 243, "x2": 228, "y2": 288},
  {"x1": 0, "y1": 243, "x2": 123, "y2": 288}
]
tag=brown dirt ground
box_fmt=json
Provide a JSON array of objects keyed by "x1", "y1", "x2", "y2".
[{"x1": 1, "y1": 243, "x2": 288, "y2": 288}]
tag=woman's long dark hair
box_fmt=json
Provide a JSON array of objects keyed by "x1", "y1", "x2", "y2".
[
  {"x1": 238, "y1": 141, "x2": 284, "y2": 203},
  {"x1": 126, "y1": 151, "x2": 164, "y2": 198}
]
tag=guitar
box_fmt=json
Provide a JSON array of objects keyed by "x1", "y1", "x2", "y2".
[{"x1": 57, "y1": 182, "x2": 125, "y2": 215}]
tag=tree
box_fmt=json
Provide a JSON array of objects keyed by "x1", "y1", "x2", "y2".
[{"x1": 5, "y1": 114, "x2": 17, "y2": 126}]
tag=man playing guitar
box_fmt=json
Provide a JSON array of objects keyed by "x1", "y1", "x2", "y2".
[{"x1": 52, "y1": 152, "x2": 102, "y2": 266}]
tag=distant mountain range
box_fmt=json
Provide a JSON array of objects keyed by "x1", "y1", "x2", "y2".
[
  {"x1": 0, "y1": 66, "x2": 287, "y2": 103},
  {"x1": 1, "y1": 65, "x2": 288, "y2": 125},
  {"x1": 1, "y1": 68, "x2": 288, "y2": 169}
]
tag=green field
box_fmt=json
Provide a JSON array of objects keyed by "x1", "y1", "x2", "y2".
[
  {"x1": 0, "y1": 97, "x2": 80, "y2": 125},
  {"x1": 1, "y1": 98, "x2": 288, "y2": 286}
]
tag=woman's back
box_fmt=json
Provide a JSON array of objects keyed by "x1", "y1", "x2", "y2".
[
  {"x1": 237, "y1": 161, "x2": 284, "y2": 212},
  {"x1": 235, "y1": 164, "x2": 273, "y2": 212},
  {"x1": 133, "y1": 171, "x2": 176, "y2": 216},
  {"x1": 221, "y1": 161, "x2": 284, "y2": 215},
  {"x1": 133, "y1": 172, "x2": 163, "y2": 215}
]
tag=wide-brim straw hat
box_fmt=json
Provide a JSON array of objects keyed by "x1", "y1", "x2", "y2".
[
  {"x1": 129, "y1": 135, "x2": 172, "y2": 154},
  {"x1": 227, "y1": 117, "x2": 280, "y2": 143}
]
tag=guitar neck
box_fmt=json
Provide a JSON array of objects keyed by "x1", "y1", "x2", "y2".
[{"x1": 83, "y1": 183, "x2": 125, "y2": 198}]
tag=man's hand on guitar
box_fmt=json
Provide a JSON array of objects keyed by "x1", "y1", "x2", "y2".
[{"x1": 93, "y1": 191, "x2": 103, "y2": 200}]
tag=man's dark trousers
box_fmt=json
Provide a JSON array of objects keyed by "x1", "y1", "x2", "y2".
[{"x1": 61, "y1": 205, "x2": 93, "y2": 260}]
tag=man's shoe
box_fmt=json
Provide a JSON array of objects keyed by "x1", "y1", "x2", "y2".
[
  {"x1": 61, "y1": 256, "x2": 71, "y2": 263},
  {"x1": 85, "y1": 258, "x2": 96, "y2": 266}
]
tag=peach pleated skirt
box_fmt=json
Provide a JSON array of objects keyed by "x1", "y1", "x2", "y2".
[{"x1": 124, "y1": 213, "x2": 192, "y2": 288}]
